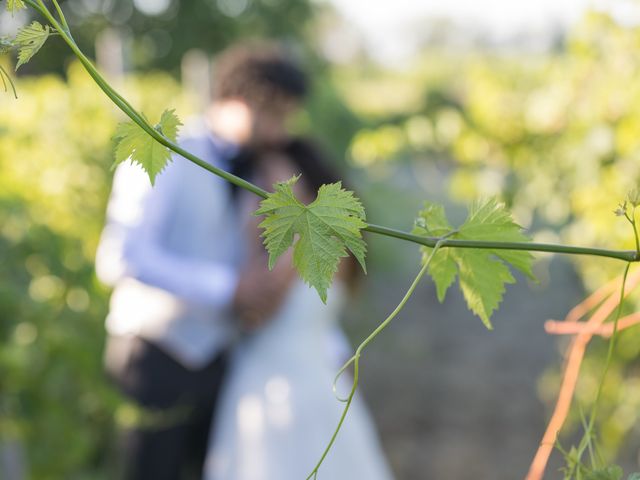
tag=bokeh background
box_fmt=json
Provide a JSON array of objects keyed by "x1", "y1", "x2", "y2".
[{"x1": 2, "y1": 0, "x2": 640, "y2": 478}]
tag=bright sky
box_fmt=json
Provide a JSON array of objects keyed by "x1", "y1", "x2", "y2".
[{"x1": 325, "y1": 0, "x2": 638, "y2": 63}]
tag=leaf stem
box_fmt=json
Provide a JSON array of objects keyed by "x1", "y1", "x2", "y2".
[
  {"x1": 571, "y1": 262, "x2": 631, "y2": 474},
  {"x1": 628, "y1": 207, "x2": 639, "y2": 254}
]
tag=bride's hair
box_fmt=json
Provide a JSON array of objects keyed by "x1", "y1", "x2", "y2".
[{"x1": 281, "y1": 138, "x2": 342, "y2": 192}]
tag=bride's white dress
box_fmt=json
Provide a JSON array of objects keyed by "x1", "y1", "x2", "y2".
[{"x1": 204, "y1": 280, "x2": 395, "y2": 480}]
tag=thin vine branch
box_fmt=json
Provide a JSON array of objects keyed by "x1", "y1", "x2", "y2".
[
  {"x1": 49, "y1": 0, "x2": 69, "y2": 32},
  {"x1": 571, "y1": 262, "x2": 631, "y2": 476},
  {"x1": 306, "y1": 238, "x2": 447, "y2": 480},
  {"x1": 20, "y1": 0, "x2": 640, "y2": 265}
]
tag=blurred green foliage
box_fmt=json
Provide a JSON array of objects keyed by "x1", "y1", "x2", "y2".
[{"x1": 0, "y1": 62, "x2": 198, "y2": 478}]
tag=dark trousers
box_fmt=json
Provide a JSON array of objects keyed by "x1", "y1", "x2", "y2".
[{"x1": 104, "y1": 335, "x2": 227, "y2": 480}]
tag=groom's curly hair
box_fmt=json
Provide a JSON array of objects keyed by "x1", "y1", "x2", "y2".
[{"x1": 212, "y1": 43, "x2": 308, "y2": 109}]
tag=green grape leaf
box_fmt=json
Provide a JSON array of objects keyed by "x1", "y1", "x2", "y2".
[
  {"x1": 14, "y1": 21, "x2": 50, "y2": 70},
  {"x1": 627, "y1": 473, "x2": 640, "y2": 480},
  {"x1": 6, "y1": 0, "x2": 26, "y2": 14},
  {"x1": 414, "y1": 199, "x2": 534, "y2": 329},
  {"x1": 255, "y1": 176, "x2": 367, "y2": 302},
  {"x1": 112, "y1": 109, "x2": 182, "y2": 185}
]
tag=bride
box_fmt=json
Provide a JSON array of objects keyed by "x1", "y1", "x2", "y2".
[{"x1": 203, "y1": 139, "x2": 395, "y2": 480}]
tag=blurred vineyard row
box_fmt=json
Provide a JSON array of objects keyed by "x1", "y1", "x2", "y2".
[{"x1": 3, "y1": 9, "x2": 640, "y2": 477}]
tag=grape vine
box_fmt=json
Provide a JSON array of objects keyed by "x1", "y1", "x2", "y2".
[{"x1": 3, "y1": 1, "x2": 640, "y2": 478}]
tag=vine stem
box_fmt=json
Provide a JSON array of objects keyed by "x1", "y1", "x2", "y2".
[
  {"x1": 49, "y1": 0, "x2": 69, "y2": 32},
  {"x1": 363, "y1": 224, "x2": 639, "y2": 262},
  {"x1": 630, "y1": 208, "x2": 639, "y2": 254},
  {"x1": 20, "y1": 0, "x2": 640, "y2": 264},
  {"x1": 305, "y1": 238, "x2": 447, "y2": 480}
]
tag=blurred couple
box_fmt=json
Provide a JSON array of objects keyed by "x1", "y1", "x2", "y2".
[{"x1": 96, "y1": 44, "x2": 394, "y2": 480}]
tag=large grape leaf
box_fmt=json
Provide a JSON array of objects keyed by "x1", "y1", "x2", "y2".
[
  {"x1": 255, "y1": 176, "x2": 367, "y2": 302},
  {"x1": 14, "y1": 21, "x2": 50, "y2": 70},
  {"x1": 413, "y1": 198, "x2": 534, "y2": 329},
  {"x1": 112, "y1": 109, "x2": 182, "y2": 185}
]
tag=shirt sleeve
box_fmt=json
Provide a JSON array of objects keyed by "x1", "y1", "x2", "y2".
[{"x1": 95, "y1": 157, "x2": 238, "y2": 308}]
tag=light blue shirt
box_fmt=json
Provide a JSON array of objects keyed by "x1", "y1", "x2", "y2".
[{"x1": 96, "y1": 120, "x2": 246, "y2": 368}]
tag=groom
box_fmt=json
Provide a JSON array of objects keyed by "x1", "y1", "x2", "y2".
[{"x1": 96, "y1": 44, "x2": 308, "y2": 480}]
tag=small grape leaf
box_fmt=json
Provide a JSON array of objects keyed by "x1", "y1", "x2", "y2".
[
  {"x1": 413, "y1": 198, "x2": 534, "y2": 329},
  {"x1": 6, "y1": 0, "x2": 26, "y2": 14},
  {"x1": 584, "y1": 465, "x2": 624, "y2": 480},
  {"x1": 255, "y1": 176, "x2": 367, "y2": 302},
  {"x1": 112, "y1": 109, "x2": 182, "y2": 185},
  {"x1": 14, "y1": 21, "x2": 50, "y2": 70}
]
